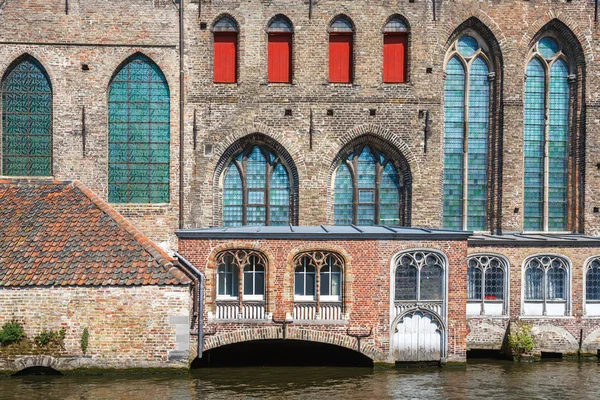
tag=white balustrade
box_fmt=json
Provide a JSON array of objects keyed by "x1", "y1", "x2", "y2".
[
  {"x1": 293, "y1": 302, "x2": 343, "y2": 320},
  {"x1": 215, "y1": 301, "x2": 266, "y2": 320}
]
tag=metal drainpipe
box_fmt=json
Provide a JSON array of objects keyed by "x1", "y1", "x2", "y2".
[
  {"x1": 178, "y1": 0, "x2": 185, "y2": 230},
  {"x1": 175, "y1": 252, "x2": 205, "y2": 359}
]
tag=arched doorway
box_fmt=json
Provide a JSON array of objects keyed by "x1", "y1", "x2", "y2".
[{"x1": 392, "y1": 311, "x2": 443, "y2": 362}]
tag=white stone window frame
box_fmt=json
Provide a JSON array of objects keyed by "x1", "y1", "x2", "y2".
[
  {"x1": 242, "y1": 258, "x2": 266, "y2": 301},
  {"x1": 216, "y1": 258, "x2": 239, "y2": 300},
  {"x1": 521, "y1": 253, "x2": 571, "y2": 317},
  {"x1": 583, "y1": 255, "x2": 600, "y2": 317},
  {"x1": 466, "y1": 253, "x2": 510, "y2": 317},
  {"x1": 389, "y1": 248, "x2": 449, "y2": 361}
]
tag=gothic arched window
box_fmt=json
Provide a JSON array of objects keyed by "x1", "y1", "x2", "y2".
[
  {"x1": 2, "y1": 57, "x2": 52, "y2": 177},
  {"x1": 223, "y1": 145, "x2": 290, "y2": 226},
  {"x1": 383, "y1": 16, "x2": 409, "y2": 83},
  {"x1": 394, "y1": 251, "x2": 445, "y2": 302},
  {"x1": 267, "y1": 15, "x2": 293, "y2": 83},
  {"x1": 585, "y1": 257, "x2": 600, "y2": 316},
  {"x1": 108, "y1": 55, "x2": 170, "y2": 203},
  {"x1": 329, "y1": 16, "x2": 354, "y2": 83},
  {"x1": 467, "y1": 255, "x2": 508, "y2": 315},
  {"x1": 524, "y1": 37, "x2": 570, "y2": 231},
  {"x1": 523, "y1": 254, "x2": 570, "y2": 316},
  {"x1": 334, "y1": 145, "x2": 401, "y2": 226},
  {"x1": 213, "y1": 16, "x2": 239, "y2": 84},
  {"x1": 443, "y1": 35, "x2": 491, "y2": 231}
]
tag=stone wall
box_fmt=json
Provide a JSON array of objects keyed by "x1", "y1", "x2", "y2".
[
  {"x1": 0, "y1": 285, "x2": 191, "y2": 373},
  {"x1": 180, "y1": 237, "x2": 469, "y2": 363}
]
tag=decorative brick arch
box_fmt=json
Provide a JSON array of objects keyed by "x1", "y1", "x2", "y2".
[
  {"x1": 205, "y1": 242, "x2": 277, "y2": 315},
  {"x1": 582, "y1": 327, "x2": 600, "y2": 354},
  {"x1": 203, "y1": 327, "x2": 385, "y2": 361},
  {"x1": 531, "y1": 325, "x2": 578, "y2": 354},
  {"x1": 211, "y1": 131, "x2": 300, "y2": 227},
  {"x1": 0, "y1": 51, "x2": 58, "y2": 89},
  {"x1": 440, "y1": 11, "x2": 509, "y2": 54},
  {"x1": 325, "y1": 125, "x2": 417, "y2": 226},
  {"x1": 104, "y1": 50, "x2": 176, "y2": 92},
  {"x1": 285, "y1": 245, "x2": 353, "y2": 316}
]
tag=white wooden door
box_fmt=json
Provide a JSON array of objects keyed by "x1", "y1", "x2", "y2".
[{"x1": 393, "y1": 312, "x2": 442, "y2": 362}]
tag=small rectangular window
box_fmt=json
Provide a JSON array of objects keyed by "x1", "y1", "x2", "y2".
[
  {"x1": 268, "y1": 34, "x2": 292, "y2": 83},
  {"x1": 384, "y1": 34, "x2": 407, "y2": 83},
  {"x1": 214, "y1": 33, "x2": 237, "y2": 83},
  {"x1": 329, "y1": 34, "x2": 352, "y2": 83}
]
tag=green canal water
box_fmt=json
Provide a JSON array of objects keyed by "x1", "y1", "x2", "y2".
[{"x1": 1, "y1": 360, "x2": 599, "y2": 399}]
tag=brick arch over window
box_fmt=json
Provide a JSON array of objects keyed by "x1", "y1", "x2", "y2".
[
  {"x1": 329, "y1": 134, "x2": 412, "y2": 226},
  {"x1": 1, "y1": 54, "x2": 53, "y2": 177},
  {"x1": 443, "y1": 17, "x2": 503, "y2": 233},
  {"x1": 524, "y1": 19, "x2": 586, "y2": 233},
  {"x1": 212, "y1": 133, "x2": 299, "y2": 226}
]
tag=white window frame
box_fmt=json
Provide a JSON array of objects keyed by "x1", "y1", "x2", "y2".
[
  {"x1": 521, "y1": 254, "x2": 571, "y2": 317},
  {"x1": 466, "y1": 254, "x2": 509, "y2": 317}
]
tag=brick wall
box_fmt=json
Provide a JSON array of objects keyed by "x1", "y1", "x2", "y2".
[
  {"x1": 0, "y1": 285, "x2": 191, "y2": 373},
  {"x1": 180, "y1": 237, "x2": 468, "y2": 363}
]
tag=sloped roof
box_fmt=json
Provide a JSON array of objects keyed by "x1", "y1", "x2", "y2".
[{"x1": 0, "y1": 180, "x2": 190, "y2": 287}]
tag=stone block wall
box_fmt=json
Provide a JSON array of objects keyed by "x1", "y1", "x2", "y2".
[
  {"x1": 179, "y1": 237, "x2": 468, "y2": 363},
  {"x1": 0, "y1": 285, "x2": 191, "y2": 373}
]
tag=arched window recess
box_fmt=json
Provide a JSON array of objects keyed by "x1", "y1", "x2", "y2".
[
  {"x1": 443, "y1": 34, "x2": 494, "y2": 232},
  {"x1": 213, "y1": 15, "x2": 239, "y2": 84},
  {"x1": 466, "y1": 254, "x2": 508, "y2": 316},
  {"x1": 293, "y1": 251, "x2": 345, "y2": 321},
  {"x1": 584, "y1": 257, "x2": 600, "y2": 316},
  {"x1": 214, "y1": 249, "x2": 268, "y2": 321},
  {"x1": 523, "y1": 254, "x2": 570, "y2": 316},
  {"x1": 222, "y1": 144, "x2": 291, "y2": 227}
]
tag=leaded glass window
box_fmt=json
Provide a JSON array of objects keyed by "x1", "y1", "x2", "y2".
[
  {"x1": 108, "y1": 55, "x2": 170, "y2": 203},
  {"x1": 524, "y1": 255, "x2": 569, "y2": 315},
  {"x1": 222, "y1": 145, "x2": 290, "y2": 226},
  {"x1": 1, "y1": 57, "x2": 52, "y2": 176},
  {"x1": 334, "y1": 145, "x2": 401, "y2": 225},
  {"x1": 394, "y1": 251, "x2": 445, "y2": 302},
  {"x1": 524, "y1": 37, "x2": 570, "y2": 231},
  {"x1": 467, "y1": 255, "x2": 507, "y2": 315},
  {"x1": 443, "y1": 35, "x2": 491, "y2": 231},
  {"x1": 586, "y1": 259, "x2": 600, "y2": 301}
]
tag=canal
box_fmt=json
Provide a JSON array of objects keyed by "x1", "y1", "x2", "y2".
[{"x1": 1, "y1": 360, "x2": 599, "y2": 399}]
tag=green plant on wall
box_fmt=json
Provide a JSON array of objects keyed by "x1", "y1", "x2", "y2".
[
  {"x1": 34, "y1": 328, "x2": 66, "y2": 349},
  {"x1": 0, "y1": 320, "x2": 26, "y2": 346},
  {"x1": 81, "y1": 327, "x2": 89, "y2": 354},
  {"x1": 508, "y1": 322, "x2": 536, "y2": 360}
]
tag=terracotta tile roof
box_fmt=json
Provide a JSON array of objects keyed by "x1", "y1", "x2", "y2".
[{"x1": 0, "y1": 180, "x2": 190, "y2": 287}]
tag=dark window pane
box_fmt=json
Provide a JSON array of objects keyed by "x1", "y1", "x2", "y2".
[
  {"x1": 467, "y1": 264, "x2": 482, "y2": 300},
  {"x1": 485, "y1": 266, "x2": 504, "y2": 300},
  {"x1": 525, "y1": 266, "x2": 543, "y2": 300},
  {"x1": 420, "y1": 264, "x2": 444, "y2": 300},
  {"x1": 255, "y1": 271, "x2": 265, "y2": 296},
  {"x1": 306, "y1": 270, "x2": 316, "y2": 296},
  {"x1": 547, "y1": 266, "x2": 565, "y2": 300},
  {"x1": 395, "y1": 263, "x2": 418, "y2": 300},
  {"x1": 587, "y1": 261, "x2": 600, "y2": 301}
]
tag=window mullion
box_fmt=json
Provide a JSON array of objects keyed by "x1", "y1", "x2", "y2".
[
  {"x1": 351, "y1": 156, "x2": 359, "y2": 225},
  {"x1": 543, "y1": 63, "x2": 550, "y2": 232},
  {"x1": 542, "y1": 268, "x2": 547, "y2": 316},
  {"x1": 240, "y1": 158, "x2": 248, "y2": 225},
  {"x1": 462, "y1": 64, "x2": 470, "y2": 231},
  {"x1": 265, "y1": 163, "x2": 273, "y2": 226},
  {"x1": 374, "y1": 162, "x2": 382, "y2": 224}
]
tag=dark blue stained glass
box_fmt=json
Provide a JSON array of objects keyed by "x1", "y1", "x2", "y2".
[
  {"x1": 547, "y1": 59, "x2": 569, "y2": 231},
  {"x1": 223, "y1": 163, "x2": 243, "y2": 226},
  {"x1": 457, "y1": 36, "x2": 479, "y2": 58},
  {"x1": 538, "y1": 37, "x2": 559, "y2": 59},
  {"x1": 2, "y1": 58, "x2": 52, "y2": 176},
  {"x1": 108, "y1": 55, "x2": 170, "y2": 203},
  {"x1": 334, "y1": 160, "x2": 353, "y2": 225},
  {"x1": 380, "y1": 162, "x2": 400, "y2": 225},
  {"x1": 330, "y1": 17, "x2": 353, "y2": 32},
  {"x1": 223, "y1": 145, "x2": 290, "y2": 226},
  {"x1": 214, "y1": 16, "x2": 238, "y2": 32},
  {"x1": 268, "y1": 16, "x2": 293, "y2": 33},
  {"x1": 357, "y1": 147, "x2": 376, "y2": 225},
  {"x1": 467, "y1": 57, "x2": 489, "y2": 231},
  {"x1": 443, "y1": 56, "x2": 465, "y2": 230},
  {"x1": 524, "y1": 58, "x2": 546, "y2": 231},
  {"x1": 270, "y1": 163, "x2": 290, "y2": 226}
]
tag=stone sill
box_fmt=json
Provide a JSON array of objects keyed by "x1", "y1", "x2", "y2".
[
  {"x1": 518, "y1": 316, "x2": 575, "y2": 320},
  {"x1": 466, "y1": 315, "x2": 510, "y2": 319},
  {"x1": 581, "y1": 316, "x2": 600, "y2": 319},
  {"x1": 292, "y1": 319, "x2": 348, "y2": 325},
  {"x1": 208, "y1": 318, "x2": 271, "y2": 324}
]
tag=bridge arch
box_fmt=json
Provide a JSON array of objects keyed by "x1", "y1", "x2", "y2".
[{"x1": 202, "y1": 327, "x2": 385, "y2": 362}]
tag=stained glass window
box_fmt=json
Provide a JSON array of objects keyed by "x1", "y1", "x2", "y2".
[
  {"x1": 467, "y1": 255, "x2": 507, "y2": 315},
  {"x1": 334, "y1": 145, "x2": 401, "y2": 225},
  {"x1": 108, "y1": 55, "x2": 170, "y2": 203},
  {"x1": 394, "y1": 251, "x2": 445, "y2": 302},
  {"x1": 524, "y1": 37, "x2": 570, "y2": 231},
  {"x1": 2, "y1": 57, "x2": 52, "y2": 177},
  {"x1": 586, "y1": 259, "x2": 600, "y2": 301},
  {"x1": 443, "y1": 35, "x2": 490, "y2": 231},
  {"x1": 524, "y1": 255, "x2": 569, "y2": 312},
  {"x1": 222, "y1": 145, "x2": 290, "y2": 226}
]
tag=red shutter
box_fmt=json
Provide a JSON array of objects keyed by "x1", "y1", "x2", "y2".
[
  {"x1": 268, "y1": 34, "x2": 292, "y2": 83},
  {"x1": 214, "y1": 33, "x2": 237, "y2": 83},
  {"x1": 384, "y1": 34, "x2": 407, "y2": 83},
  {"x1": 329, "y1": 34, "x2": 352, "y2": 83}
]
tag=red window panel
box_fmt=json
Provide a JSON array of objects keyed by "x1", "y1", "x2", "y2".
[
  {"x1": 214, "y1": 33, "x2": 237, "y2": 83},
  {"x1": 268, "y1": 34, "x2": 292, "y2": 83},
  {"x1": 383, "y1": 34, "x2": 407, "y2": 83},
  {"x1": 329, "y1": 34, "x2": 353, "y2": 83}
]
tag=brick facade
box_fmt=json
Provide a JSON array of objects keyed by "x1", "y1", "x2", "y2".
[{"x1": 0, "y1": 286, "x2": 191, "y2": 373}]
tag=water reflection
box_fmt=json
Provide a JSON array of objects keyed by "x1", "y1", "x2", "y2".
[{"x1": 1, "y1": 361, "x2": 599, "y2": 400}]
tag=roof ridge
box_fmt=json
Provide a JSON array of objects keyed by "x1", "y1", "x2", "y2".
[{"x1": 70, "y1": 180, "x2": 188, "y2": 284}]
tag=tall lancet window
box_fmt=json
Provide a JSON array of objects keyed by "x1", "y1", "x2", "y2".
[
  {"x1": 443, "y1": 35, "x2": 491, "y2": 231},
  {"x1": 524, "y1": 37, "x2": 570, "y2": 231}
]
